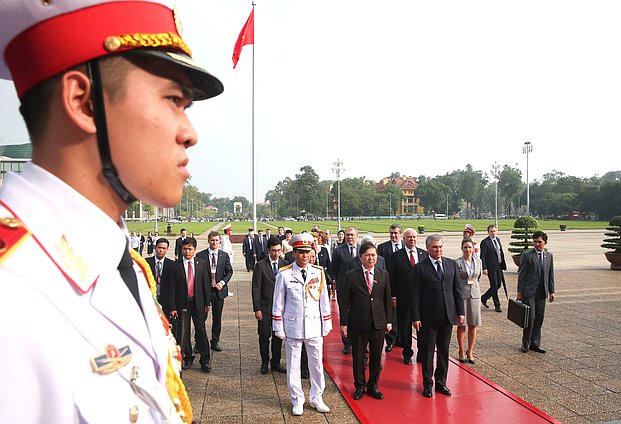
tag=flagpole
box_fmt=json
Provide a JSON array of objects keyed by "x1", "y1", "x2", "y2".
[{"x1": 251, "y1": 1, "x2": 257, "y2": 233}]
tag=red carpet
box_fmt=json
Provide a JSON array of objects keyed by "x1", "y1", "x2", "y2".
[{"x1": 323, "y1": 300, "x2": 561, "y2": 424}]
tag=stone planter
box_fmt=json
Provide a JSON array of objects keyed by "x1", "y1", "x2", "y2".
[
  {"x1": 604, "y1": 252, "x2": 621, "y2": 270},
  {"x1": 559, "y1": 224, "x2": 567, "y2": 231},
  {"x1": 512, "y1": 254, "x2": 521, "y2": 267},
  {"x1": 417, "y1": 226, "x2": 425, "y2": 234}
]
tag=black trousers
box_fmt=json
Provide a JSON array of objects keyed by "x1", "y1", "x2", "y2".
[
  {"x1": 209, "y1": 289, "x2": 224, "y2": 344},
  {"x1": 419, "y1": 322, "x2": 452, "y2": 390},
  {"x1": 245, "y1": 253, "x2": 256, "y2": 271},
  {"x1": 481, "y1": 267, "x2": 503, "y2": 307},
  {"x1": 257, "y1": 312, "x2": 283, "y2": 366},
  {"x1": 183, "y1": 298, "x2": 211, "y2": 366},
  {"x1": 522, "y1": 295, "x2": 547, "y2": 348},
  {"x1": 350, "y1": 327, "x2": 384, "y2": 391},
  {"x1": 385, "y1": 306, "x2": 398, "y2": 347}
]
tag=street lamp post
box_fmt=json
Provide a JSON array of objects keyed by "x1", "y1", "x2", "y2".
[
  {"x1": 523, "y1": 141, "x2": 533, "y2": 215},
  {"x1": 491, "y1": 162, "x2": 501, "y2": 228},
  {"x1": 332, "y1": 159, "x2": 344, "y2": 231}
]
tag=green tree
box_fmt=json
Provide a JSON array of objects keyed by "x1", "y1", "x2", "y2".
[{"x1": 498, "y1": 165, "x2": 523, "y2": 216}]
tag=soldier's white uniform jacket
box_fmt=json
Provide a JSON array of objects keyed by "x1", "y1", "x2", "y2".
[
  {"x1": 0, "y1": 164, "x2": 181, "y2": 423},
  {"x1": 272, "y1": 262, "x2": 332, "y2": 339}
]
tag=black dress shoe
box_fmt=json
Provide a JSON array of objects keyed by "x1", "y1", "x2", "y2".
[
  {"x1": 353, "y1": 388, "x2": 364, "y2": 400},
  {"x1": 182, "y1": 357, "x2": 194, "y2": 370},
  {"x1": 402, "y1": 358, "x2": 413, "y2": 365},
  {"x1": 435, "y1": 385, "x2": 452, "y2": 396},
  {"x1": 200, "y1": 363, "x2": 211, "y2": 373},
  {"x1": 458, "y1": 357, "x2": 467, "y2": 363},
  {"x1": 482, "y1": 299, "x2": 489, "y2": 308},
  {"x1": 367, "y1": 388, "x2": 384, "y2": 400},
  {"x1": 495, "y1": 306, "x2": 502, "y2": 313},
  {"x1": 422, "y1": 388, "x2": 433, "y2": 398},
  {"x1": 211, "y1": 342, "x2": 222, "y2": 352},
  {"x1": 385, "y1": 343, "x2": 394, "y2": 353},
  {"x1": 529, "y1": 344, "x2": 546, "y2": 353},
  {"x1": 520, "y1": 345, "x2": 529, "y2": 353},
  {"x1": 260, "y1": 363, "x2": 269, "y2": 374},
  {"x1": 271, "y1": 364, "x2": 287, "y2": 373},
  {"x1": 342, "y1": 345, "x2": 351, "y2": 354}
]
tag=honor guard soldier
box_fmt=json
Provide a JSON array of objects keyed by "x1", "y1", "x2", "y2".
[
  {"x1": 272, "y1": 233, "x2": 333, "y2": 416},
  {"x1": 0, "y1": 1, "x2": 223, "y2": 423}
]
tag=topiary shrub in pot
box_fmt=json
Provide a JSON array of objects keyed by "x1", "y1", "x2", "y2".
[
  {"x1": 601, "y1": 216, "x2": 621, "y2": 270},
  {"x1": 508, "y1": 216, "x2": 540, "y2": 267}
]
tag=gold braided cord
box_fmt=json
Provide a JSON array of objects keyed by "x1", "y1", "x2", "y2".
[
  {"x1": 130, "y1": 250, "x2": 193, "y2": 423},
  {"x1": 105, "y1": 32, "x2": 192, "y2": 57}
]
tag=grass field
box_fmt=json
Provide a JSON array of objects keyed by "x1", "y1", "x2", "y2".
[{"x1": 126, "y1": 218, "x2": 607, "y2": 237}]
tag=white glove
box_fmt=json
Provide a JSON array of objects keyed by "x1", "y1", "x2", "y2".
[{"x1": 275, "y1": 331, "x2": 286, "y2": 340}]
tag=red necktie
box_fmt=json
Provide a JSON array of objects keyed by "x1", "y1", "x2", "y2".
[
  {"x1": 410, "y1": 250, "x2": 416, "y2": 266},
  {"x1": 366, "y1": 270, "x2": 373, "y2": 294},
  {"x1": 187, "y1": 260, "x2": 194, "y2": 297}
]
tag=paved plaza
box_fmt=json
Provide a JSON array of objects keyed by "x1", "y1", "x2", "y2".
[{"x1": 179, "y1": 229, "x2": 621, "y2": 423}]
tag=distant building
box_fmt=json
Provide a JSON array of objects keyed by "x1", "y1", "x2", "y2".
[
  {"x1": 0, "y1": 143, "x2": 32, "y2": 186},
  {"x1": 376, "y1": 176, "x2": 425, "y2": 215}
]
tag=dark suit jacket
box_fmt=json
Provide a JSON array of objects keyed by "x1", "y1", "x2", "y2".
[
  {"x1": 316, "y1": 246, "x2": 333, "y2": 284},
  {"x1": 253, "y1": 236, "x2": 267, "y2": 260},
  {"x1": 252, "y1": 257, "x2": 288, "y2": 314},
  {"x1": 242, "y1": 235, "x2": 255, "y2": 257},
  {"x1": 377, "y1": 239, "x2": 403, "y2": 270},
  {"x1": 197, "y1": 249, "x2": 234, "y2": 300},
  {"x1": 171, "y1": 256, "x2": 210, "y2": 313},
  {"x1": 145, "y1": 256, "x2": 176, "y2": 315},
  {"x1": 480, "y1": 236, "x2": 507, "y2": 271},
  {"x1": 174, "y1": 236, "x2": 186, "y2": 261},
  {"x1": 339, "y1": 267, "x2": 392, "y2": 331},
  {"x1": 389, "y1": 247, "x2": 428, "y2": 303},
  {"x1": 411, "y1": 257, "x2": 464, "y2": 326},
  {"x1": 517, "y1": 249, "x2": 555, "y2": 299},
  {"x1": 331, "y1": 242, "x2": 361, "y2": 291}
]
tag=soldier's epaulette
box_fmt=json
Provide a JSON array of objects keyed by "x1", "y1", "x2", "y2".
[
  {"x1": 279, "y1": 264, "x2": 293, "y2": 272},
  {"x1": 0, "y1": 217, "x2": 31, "y2": 265},
  {"x1": 311, "y1": 264, "x2": 324, "y2": 270}
]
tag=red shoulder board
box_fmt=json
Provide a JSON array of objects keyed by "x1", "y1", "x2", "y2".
[{"x1": 0, "y1": 217, "x2": 30, "y2": 264}]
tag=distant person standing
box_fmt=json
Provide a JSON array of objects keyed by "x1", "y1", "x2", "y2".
[
  {"x1": 146, "y1": 231, "x2": 155, "y2": 256},
  {"x1": 145, "y1": 238, "x2": 176, "y2": 318},
  {"x1": 252, "y1": 237, "x2": 287, "y2": 374},
  {"x1": 273, "y1": 234, "x2": 332, "y2": 416},
  {"x1": 242, "y1": 228, "x2": 257, "y2": 272},
  {"x1": 221, "y1": 224, "x2": 234, "y2": 264},
  {"x1": 277, "y1": 226, "x2": 286, "y2": 241},
  {"x1": 480, "y1": 225, "x2": 507, "y2": 313},
  {"x1": 255, "y1": 229, "x2": 267, "y2": 261},
  {"x1": 462, "y1": 224, "x2": 480, "y2": 258},
  {"x1": 174, "y1": 228, "x2": 188, "y2": 261},
  {"x1": 377, "y1": 223, "x2": 404, "y2": 352},
  {"x1": 130, "y1": 231, "x2": 140, "y2": 252},
  {"x1": 517, "y1": 231, "x2": 555, "y2": 354}
]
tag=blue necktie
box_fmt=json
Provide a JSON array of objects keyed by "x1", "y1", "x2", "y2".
[{"x1": 435, "y1": 260, "x2": 444, "y2": 281}]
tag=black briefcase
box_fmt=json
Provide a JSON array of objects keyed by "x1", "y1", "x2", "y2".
[{"x1": 507, "y1": 299, "x2": 530, "y2": 328}]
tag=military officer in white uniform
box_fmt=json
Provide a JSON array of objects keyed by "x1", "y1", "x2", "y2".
[
  {"x1": 272, "y1": 233, "x2": 333, "y2": 416},
  {"x1": 0, "y1": 1, "x2": 223, "y2": 422}
]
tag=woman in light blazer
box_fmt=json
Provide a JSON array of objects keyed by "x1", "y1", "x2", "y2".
[{"x1": 455, "y1": 237, "x2": 482, "y2": 364}]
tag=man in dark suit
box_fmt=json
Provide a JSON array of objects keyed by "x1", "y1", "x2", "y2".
[
  {"x1": 412, "y1": 235, "x2": 464, "y2": 398},
  {"x1": 197, "y1": 231, "x2": 233, "y2": 352},
  {"x1": 172, "y1": 237, "x2": 211, "y2": 372},
  {"x1": 480, "y1": 224, "x2": 507, "y2": 312},
  {"x1": 242, "y1": 228, "x2": 257, "y2": 271},
  {"x1": 174, "y1": 228, "x2": 187, "y2": 261},
  {"x1": 254, "y1": 229, "x2": 267, "y2": 261},
  {"x1": 389, "y1": 228, "x2": 428, "y2": 364},
  {"x1": 517, "y1": 231, "x2": 556, "y2": 353},
  {"x1": 340, "y1": 242, "x2": 392, "y2": 401},
  {"x1": 145, "y1": 238, "x2": 176, "y2": 317},
  {"x1": 330, "y1": 226, "x2": 361, "y2": 354},
  {"x1": 377, "y1": 224, "x2": 404, "y2": 352},
  {"x1": 252, "y1": 237, "x2": 288, "y2": 374}
]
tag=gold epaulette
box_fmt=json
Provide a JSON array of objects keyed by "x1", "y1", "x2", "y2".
[
  {"x1": 311, "y1": 264, "x2": 324, "y2": 270},
  {"x1": 279, "y1": 264, "x2": 292, "y2": 272},
  {"x1": 0, "y1": 217, "x2": 30, "y2": 265}
]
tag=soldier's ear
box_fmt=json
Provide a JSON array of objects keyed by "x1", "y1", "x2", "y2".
[{"x1": 60, "y1": 70, "x2": 96, "y2": 134}]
